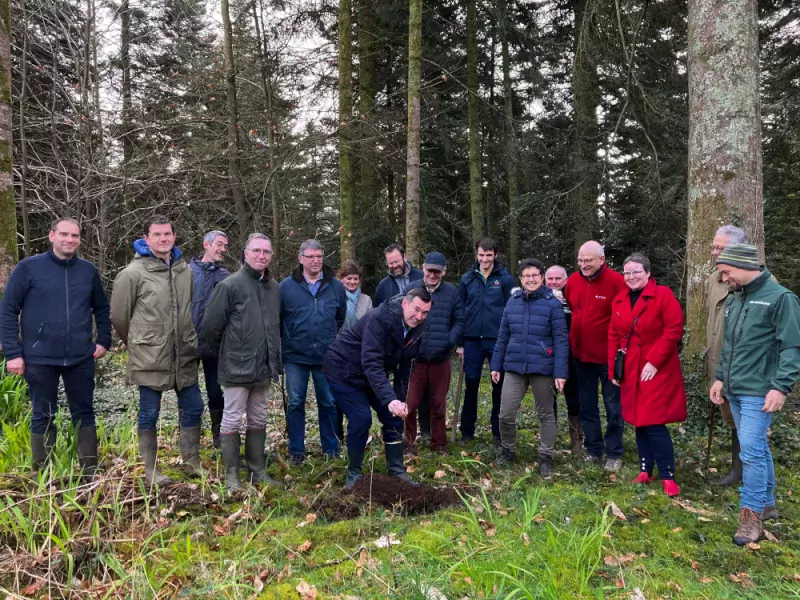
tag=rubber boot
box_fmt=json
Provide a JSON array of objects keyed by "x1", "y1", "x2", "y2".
[
  {"x1": 221, "y1": 433, "x2": 243, "y2": 491},
  {"x1": 245, "y1": 429, "x2": 282, "y2": 487},
  {"x1": 345, "y1": 446, "x2": 364, "y2": 490},
  {"x1": 712, "y1": 431, "x2": 742, "y2": 486},
  {"x1": 568, "y1": 415, "x2": 583, "y2": 455},
  {"x1": 209, "y1": 410, "x2": 223, "y2": 449},
  {"x1": 31, "y1": 428, "x2": 56, "y2": 472},
  {"x1": 385, "y1": 441, "x2": 419, "y2": 487},
  {"x1": 138, "y1": 429, "x2": 171, "y2": 486},
  {"x1": 179, "y1": 426, "x2": 205, "y2": 476},
  {"x1": 77, "y1": 426, "x2": 98, "y2": 481}
]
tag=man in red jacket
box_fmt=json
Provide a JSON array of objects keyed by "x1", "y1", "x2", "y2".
[{"x1": 564, "y1": 241, "x2": 626, "y2": 471}]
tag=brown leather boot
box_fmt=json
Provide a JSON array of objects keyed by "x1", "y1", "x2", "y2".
[
  {"x1": 733, "y1": 508, "x2": 763, "y2": 546},
  {"x1": 568, "y1": 415, "x2": 583, "y2": 455}
]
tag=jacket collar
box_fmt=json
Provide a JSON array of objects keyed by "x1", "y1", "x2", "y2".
[
  {"x1": 618, "y1": 277, "x2": 657, "y2": 318},
  {"x1": 47, "y1": 248, "x2": 78, "y2": 268},
  {"x1": 133, "y1": 238, "x2": 182, "y2": 265},
  {"x1": 513, "y1": 285, "x2": 550, "y2": 301},
  {"x1": 192, "y1": 256, "x2": 222, "y2": 271},
  {"x1": 291, "y1": 263, "x2": 334, "y2": 285},
  {"x1": 742, "y1": 268, "x2": 770, "y2": 295},
  {"x1": 388, "y1": 262, "x2": 414, "y2": 280},
  {"x1": 582, "y1": 263, "x2": 608, "y2": 282},
  {"x1": 468, "y1": 260, "x2": 508, "y2": 280},
  {"x1": 243, "y1": 263, "x2": 271, "y2": 282}
]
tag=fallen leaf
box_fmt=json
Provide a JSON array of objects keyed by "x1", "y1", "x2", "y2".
[
  {"x1": 421, "y1": 584, "x2": 448, "y2": 600},
  {"x1": 691, "y1": 560, "x2": 699, "y2": 570},
  {"x1": 296, "y1": 539, "x2": 313, "y2": 553},
  {"x1": 373, "y1": 534, "x2": 401, "y2": 548},
  {"x1": 253, "y1": 575, "x2": 264, "y2": 593},
  {"x1": 480, "y1": 478, "x2": 493, "y2": 490},
  {"x1": 699, "y1": 576, "x2": 714, "y2": 584},
  {"x1": 276, "y1": 565, "x2": 292, "y2": 583},
  {"x1": 296, "y1": 580, "x2": 318, "y2": 599},
  {"x1": 606, "y1": 501, "x2": 627, "y2": 521},
  {"x1": 763, "y1": 530, "x2": 779, "y2": 543},
  {"x1": 671, "y1": 499, "x2": 717, "y2": 517},
  {"x1": 698, "y1": 516, "x2": 712, "y2": 522},
  {"x1": 21, "y1": 580, "x2": 43, "y2": 595},
  {"x1": 406, "y1": 465, "x2": 416, "y2": 473},
  {"x1": 672, "y1": 527, "x2": 682, "y2": 533},
  {"x1": 434, "y1": 470, "x2": 446, "y2": 480},
  {"x1": 746, "y1": 542, "x2": 761, "y2": 550},
  {"x1": 608, "y1": 473, "x2": 617, "y2": 482},
  {"x1": 604, "y1": 553, "x2": 636, "y2": 567},
  {"x1": 486, "y1": 525, "x2": 496, "y2": 537},
  {"x1": 629, "y1": 588, "x2": 647, "y2": 600},
  {"x1": 522, "y1": 533, "x2": 530, "y2": 546},
  {"x1": 641, "y1": 518, "x2": 650, "y2": 524},
  {"x1": 214, "y1": 523, "x2": 230, "y2": 536},
  {"x1": 671, "y1": 552, "x2": 681, "y2": 558}
]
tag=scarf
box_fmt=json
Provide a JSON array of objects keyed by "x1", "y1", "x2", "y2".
[{"x1": 344, "y1": 288, "x2": 361, "y2": 329}]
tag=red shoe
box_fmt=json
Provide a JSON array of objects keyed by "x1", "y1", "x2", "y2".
[
  {"x1": 662, "y1": 480, "x2": 681, "y2": 497},
  {"x1": 632, "y1": 472, "x2": 654, "y2": 484}
]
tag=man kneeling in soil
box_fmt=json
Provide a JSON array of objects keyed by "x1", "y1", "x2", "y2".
[{"x1": 323, "y1": 288, "x2": 432, "y2": 489}]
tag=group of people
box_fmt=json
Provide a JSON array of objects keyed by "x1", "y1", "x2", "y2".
[{"x1": 1, "y1": 217, "x2": 798, "y2": 547}]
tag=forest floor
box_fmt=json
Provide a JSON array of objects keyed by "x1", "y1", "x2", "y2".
[{"x1": 2, "y1": 355, "x2": 800, "y2": 600}]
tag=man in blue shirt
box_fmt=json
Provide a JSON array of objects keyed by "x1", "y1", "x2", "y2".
[
  {"x1": 0, "y1": 218, "x2": 111, "y2": 479},
  {"x1": 280, "y1": 240, "x2": 347, "y2": 464}
]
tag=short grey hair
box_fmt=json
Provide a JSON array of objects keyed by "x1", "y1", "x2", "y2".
[
  {"x1": 715, "y1": 225, "x2": 746, "y2": 245},
  {"x1": 245, "y1": 232, "x2": 271, "y2": 250},
  {"x1": 299, "y1": 239, "x2": 323, "y2": 256},
  {"x1": 204, "y1": 230, "x2": 228, "y2": 245},
  {"x1": 545, "y1": 265, "x2": 567, "y2": 279}
]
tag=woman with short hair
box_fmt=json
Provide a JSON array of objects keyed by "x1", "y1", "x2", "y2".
[{"x1": 337, "y1": 260, "x2": 373, "y2": 330}]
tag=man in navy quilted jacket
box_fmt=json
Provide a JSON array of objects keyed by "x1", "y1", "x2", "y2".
[
  {"x1": 404, "y1": 252, "x2": 464, "y2": 454},
  {"x1": 0, "y1": 218, "x2": 111, "y2": 479}
]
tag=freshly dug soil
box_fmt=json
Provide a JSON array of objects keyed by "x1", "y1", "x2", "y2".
[{"x1": 312, "y1": 474, "x2": 466, "y2": 520}]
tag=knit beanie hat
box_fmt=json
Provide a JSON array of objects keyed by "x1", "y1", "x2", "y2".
[{"x1": 716, "y1": 244, "x2": 760, "y2": 271}]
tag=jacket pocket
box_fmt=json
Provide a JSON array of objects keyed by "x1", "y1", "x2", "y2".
[
  {"x1": 128, "y1": 327, "x2": 169, "y2": 372},
  {"x1": 223, "y1": 350, "x2": 260, "y2": 384}
]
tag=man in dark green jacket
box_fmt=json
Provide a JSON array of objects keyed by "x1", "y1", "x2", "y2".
[
  {"x1": 710, "y1": 244, "x2": 800, "y2": 546},
  {"x1": 204, "y1": 233, "x2": 282, "y2": 491}
]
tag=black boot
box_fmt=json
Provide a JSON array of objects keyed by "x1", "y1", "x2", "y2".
[
  {"x1": 138, "y1": 429, "x2": 171, "y2": 486},
  {"x1": 346, "y1": 446, "x2": 364, "y2": 489},
  {"x1": 179, "y1": 426, "x2": 205, "y2": 476},
  {"x1": 31, "y1": 428, "x2": 56, "y2": 472},
  {"x1": 386, "y1": 441, "x2": 419, "y2": 487},
  {"x1": 712, "y1": 430, "x2": 742, "y2": 486},
  {"x1": 77, "y1": 426, "x2": 98, "y2": 481},
  {"x1": 494, "y1": 447, "x2": 516, "y2": 466},
  {"x1": 539, "y1": 454, "x2": 554, "y2": 479},
  {"x1": 209, "y1": 410, "x2": 223, "y2": 449},
  {"x1": 245, "y1": 429, "x2": 282, "y2": 487},
  {"x1": 221, "y1": 433, "x2": 243, "y2": 491}
]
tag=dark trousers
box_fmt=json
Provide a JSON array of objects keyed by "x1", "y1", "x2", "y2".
[
  {"x1": 460, "y1": 338, "x2": 502, "y2": 439},
  {"x1": 553, "y1": 356, "x2": 580, "y2": 420},
  {"x1": 138, "y1": 384, "x2": 203, "y2": 430},
  {"x1": 328, "y1": 381, "x2": 404, "y2": 454},
  {"x1": 26, "y1": 357, "x2": 96, "y2": 435},
  {"x1": 635, "y1": 425, "x2": 675, "y2": 480},
  {"x1": 405, "y1": 360, "x2": 450, "y2": 449},
  {"x1": 575, "y1": 360, "x2": 623, "y2": 458},
  {"x1": 199, "y1": 357, "x2": 224, "y2": 412}
]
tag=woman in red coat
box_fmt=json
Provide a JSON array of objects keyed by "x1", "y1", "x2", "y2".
[{"x1": 609, "y1": 253, "x2": 687, "y2": 497}]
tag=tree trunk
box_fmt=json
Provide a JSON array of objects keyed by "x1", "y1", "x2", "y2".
[
  {"x1": 19, "y1": 1, "x2": 30, "y2": 257},
  {"x1": 339, "y1": 0, "x2": 356, "y2": 261},
  {"x1": 358, "y1": 0, "x2": 378, "y2": 258},
  {"x1": 405, "y1": 0, "x2": 422, "y2": 265},
  {"x1": 221, "y1": 0, "x2": 248, "y2": 238},
  {"x1": 0, "y1": 0, "x2": 16, "y2": 297},
  {"x1": 571, "y1": 0, "x2": 600, "y2": 252},
  {"x1": 120, "y1": 0, "x2": 133, "y2": 209},
  {"x1": 467, "y1": 0, "x2": 483, "y2": 243},
  {"x1": 500, "y1": 0, "x2": 518, "y2": 274},
  {"x1": 685, "y1": 0, "x2": 764, "y2": 359}
]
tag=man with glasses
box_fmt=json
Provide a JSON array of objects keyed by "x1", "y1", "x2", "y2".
[
  {"x1": 189, "y1": 230, "x2": 231, "y2": 448},
  {"x1": 564, "y1": 240, "x2": 626, "y2": 471},
  {"x1": 375, "y1": 243, "x2": 424, "y2": 307},
  {"x1": 280, "y1": 239, "x2": 347, "y2": 464}
]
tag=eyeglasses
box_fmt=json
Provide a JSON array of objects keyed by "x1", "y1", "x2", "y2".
[
  {"x1": 577, "y1": 258, "x2": 599, "y2": 264},
  {"x1": 521, "y1": 273, "x2": 541, "y2": 280},
  {"x1": 623, "y1": 269, "x2": 645, "y2": 278},
  {"x1": 247, "y1": 248, "x2": 273, "y2": 256},
  {"x1": 301, "y1": 254, "x2": 323, "y2": 262},
  {"x1": 711, "y1": 245, "x2": 726, "y2": 252}
]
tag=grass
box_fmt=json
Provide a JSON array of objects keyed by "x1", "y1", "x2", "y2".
[{"x1": 2, "y1": 358, "x2": 800, "y2": 599}]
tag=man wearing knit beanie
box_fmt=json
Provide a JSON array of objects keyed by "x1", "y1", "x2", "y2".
[{"x1": 710, "y1": 244, "x2": 800, "y2": 546}]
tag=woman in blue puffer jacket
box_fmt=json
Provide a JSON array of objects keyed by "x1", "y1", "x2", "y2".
[{"x1": 490, "y1": 258, "x2": 569, "y2": 478}]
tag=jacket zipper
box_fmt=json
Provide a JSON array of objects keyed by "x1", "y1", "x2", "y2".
[
  {"x1": 64, "y1": 266, "x2": 70, "y2": 366},
  {"x1": 169, "y1": 265, "x2": 179, "y2": 383},
  {"x1": 522, "y1": 295, "x2": 529, "y2": 371},
  {"x1": 726, "y1": 293, "x2": 747, "y2": 388}
]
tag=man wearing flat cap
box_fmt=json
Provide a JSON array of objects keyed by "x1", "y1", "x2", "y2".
[
  {"x1": 404, "y1": 252, "x2": 464, "y2": 454},
  {"x1": 710, "y1": 244, "x2": 800, "y2": 546}
]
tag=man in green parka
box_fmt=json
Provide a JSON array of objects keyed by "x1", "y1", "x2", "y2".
[
  {"x1": 111, "y1": 215, "x2": 204, "y2": 486},
  {"x1": 710, "y1": 244, "x2": 800, "y2": 546}
]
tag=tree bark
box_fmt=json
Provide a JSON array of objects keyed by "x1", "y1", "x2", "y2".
[
  {"x1": 18, "y1": 1, "x2": 30, "y2": 257},
  {"x1": 685, "y1": 0, "x2": 764, "y2": 359},
  {"x1": 0, "y1": 0, "x2": 16, "y2": 298},
  {"x1": 500, "y1": 0, "x2": 518, "y2": 274},
  {"x1": 467, "y1": 0, "x2": 483, "y2": 243},
  {"x1": 339, "y1": 0, "x2": 356, "y2": 261},
  {"x1": 221, "y1": 0, "x2": 248, "y2": 238},
  {"x1": 358, "y1": 0, "x2": 378, "y2": 258},
  {"x1": 405, "y1": 0, "x2": 422, "y2": 265},
  {"x1": 120, "y1": 0, "x2": 133, "y2": 209},
  {"x1": 571, "y1": 0, "x2": 600, "y2": 252}
]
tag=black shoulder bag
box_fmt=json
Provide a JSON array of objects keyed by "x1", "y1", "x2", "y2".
[{"x1": 614, "y1": 316, "x2": 640, "y2": 382}]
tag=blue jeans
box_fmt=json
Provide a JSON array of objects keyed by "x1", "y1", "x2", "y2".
[
  {"x1": 284, "y1": 362, "x2": 339, "y2": 457},
  {"x1": 328, "y1": 381, "x2": 404, "y2": 455},
  {"x1": 200, "y1": 357, "x2": 224, "y2": 412},
  {"x1": 138, "y1": 384, "x2": 203, "y2": 430},
  {"x1": 460, "y1": 337, "x2": 503, "y2": 439},
  {"x1": 26, "y1": 358, "x2": 96, "y2": 435},
  {"x1": 727, "y1": 394, "x2": 776, "y2": 512},
  {"x1": 575, "y1": 360, "x2": 624, "y2": 458}
]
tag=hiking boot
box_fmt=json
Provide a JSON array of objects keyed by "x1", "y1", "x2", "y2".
[
  {"x1": 459, "y1": 434, "x2": 474, "y2": 446},
  {"x1": 31, "y1": 428, "x2": 56, "y2": 472},
  {"x1": 584, "y1": 454, "x2": 603, "y2": 465},
  {"x1": 179, "y1": 426, "x2": 205, "y2": 476},
  {"x1": 632, "y1": 472, "x2": 655, "y2": 485},
  {"x1": 494, "y1": 447, "x2": 517, "y2": 467},
  {"x1": 604, "y1": 458, "x2": 623, "y2": 473},
  {"x1": 138, "y1": 429, "x2": 171, "y2": 487},
  {"x1": 568, "y1": 415, "x2": 583, "y2": 455},
  {"x1": 662, "y1": 479, "x2": 681, "y2": 497},
  {"x1": 77, "y1": 426, "x2": 98, "y2": 481},
  {"x1": 209, "y1": 409, "x2": 223, "y2": 449},
  {"x1": 220, "y1": 433, "x2": 243, "y2": 491},
  {"x1": 386, "y1": 441, "x2": 419, "y2": 487},
  {"x1": 733, "y1": 508, "x2": 763, "y2": 546},
  {"x1": 761, "y1": 505, "x2": 779, "y2": 522},
  {"x1": 539, "y1": 454, "x2": 554, "y2": 479},
  {"x1": 712, "y1": 431, "x2": 742, "y2": 487},
  {"x1": 289, "y1": 453, "x2": 305, "y2": 466}
]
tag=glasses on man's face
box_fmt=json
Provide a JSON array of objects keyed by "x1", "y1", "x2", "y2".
[
  {"x1": 623, "y1": 269, "x2": 644, "y2": 278},
  {"x1": 521, "y1": 273, "x2": 541, "y2": 280},
  {"x1": 302, "y1": 254, "x2": 323, "y2": 262},
  {"x1": 711, "y1": 245, "x2": 726, "y2": 253},
  {"x1": 248, "y1": 248, "x2": 273, "y2": 256},
  {"x1": 577, "y1": 258, "x2": 599, "y2": 264}
]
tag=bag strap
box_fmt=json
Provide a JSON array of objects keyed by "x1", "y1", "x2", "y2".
[{"x1": 622, "y1": 315, "x2": 641, "y2": 353}]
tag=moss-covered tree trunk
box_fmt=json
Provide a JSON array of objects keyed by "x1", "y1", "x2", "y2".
[
  {"x1": 405, "y1": 0, "x2": 422, "y2": 265},
  {"x1": 358, "y1": 0, "x2": 378, "y2": 266},
  {"x1": 685, "y1": 0, "x2": 764, "y2": 360},
  {"x1": 467, "y1": 0, "x2": 483, "y2": 243},
  {"x1": 500, "y1": 0, "x2": 517, "y2": 274},
  {"x1": 0, "y1": 0, "x2": 17, "y2": 299},
  {"x1": 339, "y1": 0, "x2": 356, "y2": 261}
]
